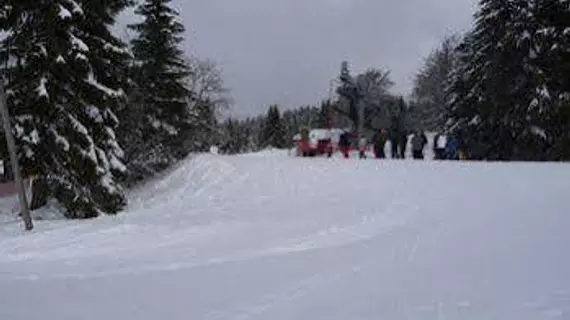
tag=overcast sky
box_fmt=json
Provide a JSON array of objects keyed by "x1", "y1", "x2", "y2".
[{"x1": 119, "y1": 0, "x2": 478, "y2": 118}]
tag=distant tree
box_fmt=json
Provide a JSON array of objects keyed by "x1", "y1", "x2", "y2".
[
  {"x1": 220, "y1": 118, "x2": 238, "y2": 154},
  {"x1": 314, "y1": 100, "x2": 329, "y2": 128},
  {"x1": 357, "y1": 69, "x2": 394, "y2": 106},
  {"x1": 335, "y1": 67, "x2": 396, "y2": 132},
  {"x1": 185, "y1": 56, "x2": 231, "y2": 152},
  {"x1": 187, "y1": 56, "x2": 231, "y2": 113},
  {"x1": 410, "y1": 34, "x2": 460, "y2": 131},
  {"x1": 261, "y1": 105, "x2": 286, "y2": 149}
]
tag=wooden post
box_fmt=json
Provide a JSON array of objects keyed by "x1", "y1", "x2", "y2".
[{"x1": 0, "y1": 79, "x2": 33, "y2": 231}]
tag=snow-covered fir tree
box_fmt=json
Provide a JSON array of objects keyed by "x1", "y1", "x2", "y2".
[
  {"x1": 128, "y1": 0, "x2": 192, "y2": 162},
  {"x1": 529, "y1": 0, "x2": 570, "y2": 159},
  {"x1": 260, "y1": 105, "x2": 286, "y2": 149},
  {"x1": 447, "y1": 0, "x2": 570, "y2": 160},
  {"x1": 0, "y1": 0, "x2": 131, "y2": 218},
  {"x1": 411, "y1": 35, "x2": 459, "y2": 131}
]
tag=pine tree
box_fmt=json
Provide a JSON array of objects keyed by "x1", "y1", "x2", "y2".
[
  {"x1": 221, "y1": 118, "x2": 243, "y2": 154},
  {"x1": 191, "y1": 99, "x2": 219, "y2": 151},
  {"x1": 128, "y1": 0, "x2": 191, "y2": 162},
  {"x1": 0, "y1": 0, "x2": 131, "y2": 218},
  {"x1": 411, "y1": 35, "x2": 459, "y2": 131},
  {"x1": 446, "y1": 0, "x2": 548, "y2": 160},
  {"x1": 261, "y1": 105, "x2": 286, "y2": 149},
  {"x1": 529, "y1": 0, "x2": 570, "y2": 160},
  {"x1": 318, "y1": 100, "x2": 332, "y2": 128}
]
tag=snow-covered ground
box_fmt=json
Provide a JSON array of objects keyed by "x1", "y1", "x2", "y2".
[{"x1": 1, "y1": 151, "x2": 570, "y2": 320}]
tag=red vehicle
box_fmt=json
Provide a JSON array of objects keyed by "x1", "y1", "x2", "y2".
[{"x1": 294, "y1": 128, "x2": 345, "y2": 157}]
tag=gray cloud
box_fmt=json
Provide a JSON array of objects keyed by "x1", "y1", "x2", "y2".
[{"x1": 119, "y1": 0, "x2": 477, "y2": 118}]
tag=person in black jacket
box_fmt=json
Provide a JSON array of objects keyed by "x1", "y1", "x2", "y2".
[
  {"x1": 398, "y1": 131, "x2": 408, "y2": 159},
  {"x1": 338, "y1": 131, "x2": 350, "y2": 158},
  {"x1": 411, "y1": 131, "x2": 428, "y2": 159},
  {"x1": 372, "y1": 129, "x2": 388, "y2": 159}
]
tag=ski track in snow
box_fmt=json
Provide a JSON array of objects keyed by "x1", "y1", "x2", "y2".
[{"x1": 1, "y1": 150, "x2": 570, "y2": 320}]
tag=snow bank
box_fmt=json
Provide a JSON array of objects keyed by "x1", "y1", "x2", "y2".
[{"x1": 239, "y1": 148, "x2": 293, "y2": 158}]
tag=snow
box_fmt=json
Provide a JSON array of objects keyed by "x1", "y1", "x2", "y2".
[
  {"x1": 38, "y1": 44, "x2": 47, "y2": 57},
  {"x1": 69, "y1": 0, "x2": 83, "y2": 15},
  {"x1": 95, "y1": 148, "x2": 118, "y2": 194},
  {"x1": 105, "y1": 109, "x2": 120, "y2": 125},
  {"x1": 85, "y1": 71, "x2": 124, "y2": 98},
  {"x1": 468, "y1": 115, "x2": 481, "y2": 126},
  {"x1": 103, "y1": 42, "x2": 131, "y2": 55},
  {"x1": 68, "y1": 114, "x2": 98, "y2": 163},
  {"x1": 95, "y1": 147, "x2": 110, "y2": 172},
  {"x1": 104, "y1": 127, "x2": 125, "y2": 159},
  {"x1": 530, "y1": 97, "x2": 540, "y2": 108},
  {"x1": 307, "y1": 128, "x2": 345, "y2": 146},
  {"x1": 68, "y1": 114, "x2": 89, "y2": 136},
  {"x1": 36, "y1": 77, "x2": 48, "y2": 98},
  {"x1": 308, "y1": 128, "x2": 332, "y2": 140},
  {"x1": 162, "y1": 122, "x2": 178, "y2": 136},
  {"x1": 55, "y1": 55, "x2": 66, "y2": 64},
  {"x1": 59, "y1": 4, "x2": 72, "y2": 19},
  {"x1": 111, "y1": 141, "x2": 125, "y2": 159},
  {"x1": 50, "y1": 127, "x2": 70, "y2": 151},
  {"x1": 69, "y1": 33, "x2": 89, "y2": 52},
  {"x1": 521, "y1": 30, "x2": 531, "y2": 40},
  {"x1": 152, "y1": 119, "x2": 179, "y2": 135},
  {"x1": 539, "y1": 86, "x2": 551, "y2": 99},
  {"x1": 86, "y1": 105, "x2": 103, "y2": 123},
  {"x1": 531, "y1": 126, "x2": 547, "y2": 139},
  {"x1": 109, "y1": 155, "x2": 127, "y2": 173},
  {"x1": 24, "y1": 147, "x2": 34, "y2": 158},
  {"x1": 1, "y1": 153, "x2": 570, "y2": 320},
  {"x1": 28, "y1": 129, "x2": 40, "y2": 144},
  {"x1": 99, "y1": 172, "x2": 118, "y2": 194}
]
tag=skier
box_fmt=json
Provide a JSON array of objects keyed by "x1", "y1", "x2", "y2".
[{"x1": 411, "y1": 131, "x2": 428, "y2": 159}]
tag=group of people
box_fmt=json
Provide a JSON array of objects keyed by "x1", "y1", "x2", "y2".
[
  {"x1": 370, "y1": 129, "x2": 429, "y2": 160},
  {"x1": 337, "y1": 129, "x2": 464, "y2": 160},
  {"x1": 433, "y1": 133, "x2": 465, "y2": 160}
]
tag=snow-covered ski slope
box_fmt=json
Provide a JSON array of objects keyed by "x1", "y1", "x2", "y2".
[{"x1": 1, "y1": 152, "x2": 570, "y2": 320}]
